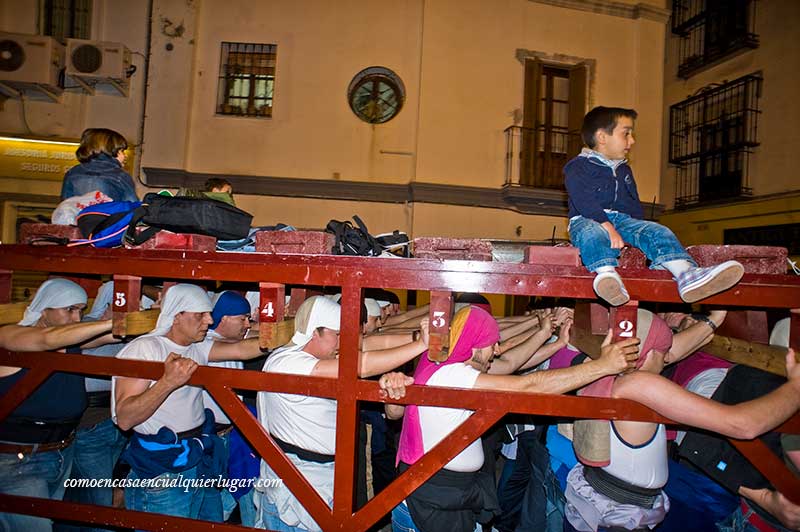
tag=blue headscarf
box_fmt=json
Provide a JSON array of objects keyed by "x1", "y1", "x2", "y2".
[{"x1": 211, "y1": 291, "x2": 250, "y2": 330}]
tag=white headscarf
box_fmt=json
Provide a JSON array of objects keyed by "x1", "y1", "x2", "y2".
[
  {"x1": 376, "y1": 299, "x2": 390, "y2": 308},
  {"x1": 147, "y1": 284, "x2": 212, "y2": 337},
  {"x1": 85, "y1": 280, "x2": 114, "y2": 321},
  {"x1": 364, "y1": 298, "x2": 381, "y2": 318},
  {"x1": 325, "y1": 293, "x2": 342, "y2": 303},
  {"x1": 19, "y1": 278, "x2": 88, "y2": 326},
  {"x1": 291, "y1": 295, "x2": 341, "y2": 347},
  {"x1": 770, "y1": 317, "x2": 789, "y2": 348}
]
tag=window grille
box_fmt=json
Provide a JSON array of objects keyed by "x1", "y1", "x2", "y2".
[
  {"x1": 671, "y1": 0, "x2": 758, "y2": 79},
  {"x1": 216, "y1": 42, "x2": 276, "y2": 118},
  {"x1": 669, "y1": 73, "x2": 761, "y2": 209},
  {"x1": 43, "y1": 0, "x2": 92, "y2": 42}
]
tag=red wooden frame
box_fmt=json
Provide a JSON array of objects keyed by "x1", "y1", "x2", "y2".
[{"x1": 1, "y1": 244, "x2": 799, "y2": 531}]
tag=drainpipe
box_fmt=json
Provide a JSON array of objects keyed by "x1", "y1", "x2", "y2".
[{"x1": 135, "y1": 0, "x2": 154, "y2": 188}]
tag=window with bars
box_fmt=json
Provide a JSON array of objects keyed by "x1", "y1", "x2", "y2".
[
  {"x1": 509, "y1": 60, "x2": 585, "y2": 189},
  {"x1": 42, "y1": 0, "x2": 92, "y2": 42},
  {"x1": 669, "y1": 73, "x2": 762, "y2": 208},
  {"x1": 671, "y1": 0, "x2": 758, "y2": 79},
  {"x1": 216, "y1": 42, "x2": 276, "y2": 118}
]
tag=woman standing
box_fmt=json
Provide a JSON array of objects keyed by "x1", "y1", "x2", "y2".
[{"x1": 61, "y1": 128, "x2": 138, "y2": 202}]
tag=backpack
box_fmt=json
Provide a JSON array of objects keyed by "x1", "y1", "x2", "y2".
[
  {"x1": 326, "y1": 215, "x2": 383, "y2": 256},
  {"x1": 124, "y1": 193, "x2": 253, "y2": 245},
  {"x1": 72, "y1": 200, "x2": 146, "y2": 248}
]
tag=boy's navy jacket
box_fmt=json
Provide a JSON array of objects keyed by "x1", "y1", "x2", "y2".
[{"x1": 564, "y1": 150, "x2": 644, "y2": 224}]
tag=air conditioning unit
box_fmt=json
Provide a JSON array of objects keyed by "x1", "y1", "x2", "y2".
[
  {"x1": 65, "y1": 39, "x2": 132, "y2": 96},
  {"x1": 0, "y1": 32, "x2": 64, "y2": 100}
]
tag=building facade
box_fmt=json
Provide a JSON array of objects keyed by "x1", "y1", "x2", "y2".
[
  {"x1": 659, "y1": 0, "x2": 800, "y2": 262},
  {"x1": 1, "y1": 0, "x2": 670, "y2": 245}
]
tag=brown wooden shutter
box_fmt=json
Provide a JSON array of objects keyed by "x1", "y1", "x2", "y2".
[
  {"x1": 567, "y1": 63, "x2": 587, "y2": 159},
  {"x1": 521, "y1": 59, "x2": 542, "y2": 186}
]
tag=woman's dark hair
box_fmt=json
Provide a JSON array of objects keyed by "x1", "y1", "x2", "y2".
[{"x1": 75, "y1": 128, "x2": 128, "y2": 163}]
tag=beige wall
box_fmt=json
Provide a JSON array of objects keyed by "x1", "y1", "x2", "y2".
[
  {"x1": 141, "y1": 0, "x2": 668, "y2": 237},
  {"x1": 659, "y1": 192, "x2": 800, "y2": 253}
]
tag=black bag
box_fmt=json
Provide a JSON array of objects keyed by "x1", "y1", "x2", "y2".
[
  {"x1": 124, "y1": 193, "x2": 253, "y2": 245},
  {"x1": 678, "y1": 365, "x2": 786, "y2": 493},
  {"x1": 326, "y1": 215, "x2": 383, "y2": 256},
  {"x1": 376, "y1": 230, "x2": 411, "y2": 257}
]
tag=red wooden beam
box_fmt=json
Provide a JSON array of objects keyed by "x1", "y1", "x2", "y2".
[
  {"x1": 0, "y1": 269, "x2": 11, "y2": 304},
  {"x1": 205, "y1": 383, "x2": 337, "y2": 530},
  {"x1": 610, "y1": 300, "x2": 639, "y2": 342},
  {"x1": 0, "y1": 494, "x2": 255, "y2": 531},
  {"x1": 112, "y1": 274, "x2": 141, "y2": 337},
  {"x1": 731, "y1": 438, "x2": 800, "y2": 504},
  {"x1": 332, "y1": 284, "x2": 363, "y2": 526},
  {"x1": 3, "y1": 246, "x2": 799, "y2": 307},
  {"x1": 428, "y1": 289, "x2": 453, "y2": 362}
]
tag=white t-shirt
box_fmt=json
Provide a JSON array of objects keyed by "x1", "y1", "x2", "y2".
[
  {"x1": 419, "y1": 363, "x2": 483, "y2": 472},
  {"x1": 201, "y1": 331, "x2": 244, "y2": 424},
  {"x1": 257, "y1": 344, "x2": 337, "y2": 455},
  {"x1": 111, "y1": 335, "x2": 211, "y2": 435}
]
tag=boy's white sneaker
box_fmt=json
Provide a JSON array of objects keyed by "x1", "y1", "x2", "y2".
[
  {"x1": 676, "y1": 260, "x2": 744, "y2": 303},
  {"x1": 593, "y1": 271, "x2": 630, "y2": 306}
]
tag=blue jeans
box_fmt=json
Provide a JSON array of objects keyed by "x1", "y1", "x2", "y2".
[
  {"x1": 222, "y1": 487, "x2": 256, "y2": 527},
  {"x1": 391, "y1": 501, "x2": 484, "y2": 532},
  {"x1": 569, "y1": 212, "x2": 694, "y2": 272},
  {"x1": 0, "y1": 444, "x2": 75, "y2": 532},
  {"x1": 254, "y1": 491, "x2": 309, "y2": 532},
  {"x1": 392, "y1": 501, "x2": 419, "y2": 532},
  {"x1": 716, "y1": 502, "x2": 793, "y2": 532},
  {"x1": 125, "y1": 465, "x2": 202, "y2": 532},
  {"x1": 197, "y1": 430, "x2": 231, "y2": 523},
  {"x1": 57, "y1": 419, "x2": 128, "y2": 532}
]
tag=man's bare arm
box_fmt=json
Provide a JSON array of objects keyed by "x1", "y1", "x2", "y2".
[
  {"x1": 312, "y1": 338, "x2": 428, "y2": 379},
  {"x1": 114, "y1": 353, "x2": 197, "y2": 431},
  {"x1": 0, "y1": 320, "x2": 112, "y2": 352},
  {"x1": 612, "y1": 350, "x2": 800, "y2": 440},
  {"x1": 476, "y1": 335, "x2": 639, "y2": 394},
  {"x1": 381, "y1": 304, "x2": 430, "y2": 328},
  {"x1": 208, "y1": 337, "x2": 262, "y2": 361}
]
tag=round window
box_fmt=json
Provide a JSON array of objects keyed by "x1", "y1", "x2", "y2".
[{"x1": 347, "y1": 66, "x2": 405, "y2": 124}]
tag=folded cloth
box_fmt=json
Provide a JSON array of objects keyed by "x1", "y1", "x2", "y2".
[{"x1": 122, "y1": 409, "x2": 225, "y2": 479}]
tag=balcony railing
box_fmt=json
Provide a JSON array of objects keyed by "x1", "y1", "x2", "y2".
[
  {"x1": 504, "y1": 125, "x2": 581, "y2": 189},
  {"x1": 669, "y1": 73, "x2": 761, "y2": 209},
  {"x1": 672, "y1": 0, "x2": 759, "y2": 79}
]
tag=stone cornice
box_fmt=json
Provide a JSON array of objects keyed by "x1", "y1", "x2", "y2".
[
  {"x1": 528, "y1": 0, "x2": 670, "y2": 24},
  {"x1": 142, "y1": 167, "x2": 665, "y2": 219}
]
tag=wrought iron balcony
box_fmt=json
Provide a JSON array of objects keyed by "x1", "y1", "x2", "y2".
[{"x1": 504, "y1": 125, "x2": 581, "y2": 190}]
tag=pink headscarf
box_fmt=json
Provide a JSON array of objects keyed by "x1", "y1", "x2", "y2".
[
  {"x1": 580, "y1": 310, "x2": 674, "y2": 399},
  {"x1": 397, "y1": 306, "x2": 500, "y2": 465}
]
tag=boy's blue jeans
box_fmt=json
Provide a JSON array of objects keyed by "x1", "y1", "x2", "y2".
[{"x1": 568, "y1": 212, "x2": 694, "y2": 272}]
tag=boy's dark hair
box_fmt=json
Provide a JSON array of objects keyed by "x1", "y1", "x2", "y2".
[
  {"x1": 204, "y1": 177, "x2": 232, "y2": 192},
  {"x1": 581, "y1": 106, "x2": 638, "y2": 149}
]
